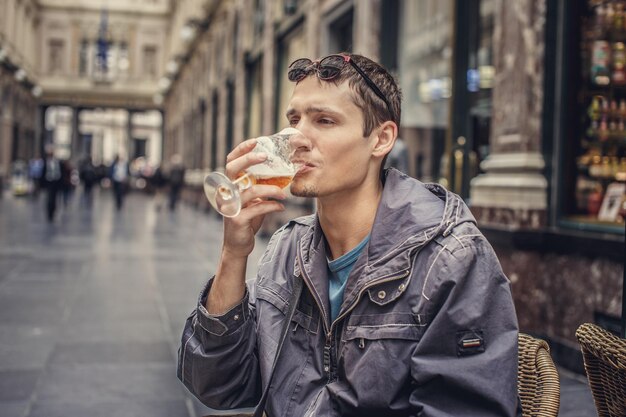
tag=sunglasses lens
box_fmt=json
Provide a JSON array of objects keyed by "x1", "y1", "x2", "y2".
[
  {"x1": 288, "y1": 58, "x2": 312, "y2": 81},
  {"x1": 288, "y1": 68, "x2": 307, "y2": 81},
  {"x1": 318, "y1": 55, "x2": 345, "y2": 80}
]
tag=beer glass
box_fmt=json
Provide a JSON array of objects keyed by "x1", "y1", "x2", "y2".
[{"x1": 203, "y1": 127, "x2": 302, "y2": 217}]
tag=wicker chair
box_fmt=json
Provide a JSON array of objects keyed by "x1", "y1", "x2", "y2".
[
  {"x1": 575, "y1": 322, "x2": 626, "y2": 417},
  {"x1": 517, "y1": 333, "x2": 561, "y2": 417}
]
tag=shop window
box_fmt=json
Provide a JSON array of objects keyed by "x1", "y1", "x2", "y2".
[
  {"x1": 210, "y1": 91, "x2": 219, "y2": 170},
  {"x1": 133, "y1": 138, "x2": 147, "y2": 160},
  {"x1": 245, "y1": 58, "x2": 263, "y2": 139},
  {"x1": 283, "y1": 0, "x2": 300, "y2": 15},
  {"x1": 565, "y1": 0, "x2": 626, "y2": 232},
  {"x1": 118, "y1": 41, "x2": 130, "y2": 75},
  {"x1": 450, "y1": 0, "x2": 495, "y2": 199},
  {"x1": 275, "y1": 26, "x2": 305, "y2": 130},
  {"x1": 48, "y1": 38, "x2": 65, "y2": 74},
  {"x1": 79, "y1": 39, "x2": 89, "y2": 77},
  {"x1": 142, "y1": 45, "x2": 158, "y2": 79},
  {"x1": 328, "y1": 9, "x2": 353, "y2": 53},
  {"x1": 254, "y1": 0, "x2": 265, "y2": 40},
  {"x1": 399, "y1": 0, "x2": 453, "y2": 182}
]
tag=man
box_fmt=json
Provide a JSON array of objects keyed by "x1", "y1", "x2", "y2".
[
  {"x1": 110, "y1": 155, "x2": 129, "y2": 211},
  {"x1": 178, "y1": 53, "x2": 521, "y2": 416},
  {"x1": 40, "y1": 145, "x2": 64, "y2": 222},
  {"x1": 79, "y1": 155, "x2": 97, "y2": 207},
  {"x1": 167, "y1": 154, "x2": 185, "y2": 211}
]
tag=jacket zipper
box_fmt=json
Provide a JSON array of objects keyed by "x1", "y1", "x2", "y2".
[{"x1": 297, "y1": 247, "x2": 415, "y2": 379}]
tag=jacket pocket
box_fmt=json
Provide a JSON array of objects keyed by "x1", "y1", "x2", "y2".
[
  {"x1": 256, "y1": 284, "x2": 319, "y2": 334},
  {"x1": 338, "y1": 313, "x2": 426, "y2": 411},
  {"x1": 343, "y1": 312, "x2": 426, "y2": 342}
]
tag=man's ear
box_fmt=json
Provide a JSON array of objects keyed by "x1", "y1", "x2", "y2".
[{"x1": 372, "y1": 121, "x2": 398, "y2": 158}]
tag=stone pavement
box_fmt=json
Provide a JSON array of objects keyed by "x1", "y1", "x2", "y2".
[{"x1": 0, "y1": 188, "x2": 597, "y2": 416}]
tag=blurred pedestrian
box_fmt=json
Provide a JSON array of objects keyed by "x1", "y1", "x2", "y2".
[
  {"x1": 60, "y1": 159, "x2": 74, "y2": 208},
  {"x1": 168, "y1": 154, "x2": 185, "y2": 211},
  {"x1": 150, "y1": 164, "x2": 167, "y2": 211},
  {"x1": 110, "y1": 155, "x2": 129, "y2": 210},
  {"x1": 28, "y1": 156, "x2": 44, "y2": 198},
  {"x1": 79, "y1": 155, "x2": 97, "y2": 207},
  {"x1": 40, "y1": 145, "x2": 65, "y2": 222}
]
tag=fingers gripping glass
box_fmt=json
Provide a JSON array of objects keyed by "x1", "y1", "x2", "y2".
[
  {"x1": 203, "y1": 128, "x2": 302, "y2": 217},
  {"x1": 287, "y1": 54, "x2": 393, "y2": 117}
]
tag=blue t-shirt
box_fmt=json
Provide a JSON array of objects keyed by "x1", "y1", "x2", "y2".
[{"x1": 327, "y1": 235, "x2": 370, "y2": 322}]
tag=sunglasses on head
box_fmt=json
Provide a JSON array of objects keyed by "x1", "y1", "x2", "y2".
[{"x1": 287, "y1": 54, "x2": 393, "y2": 117}]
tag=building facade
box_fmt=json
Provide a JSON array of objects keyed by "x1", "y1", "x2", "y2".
[
  {"x1": 0, "y1": 0, "x2": 169, "y2": 176},
  {"x1": 0, "y1": 0, "x2": 40, "y2": 183}
]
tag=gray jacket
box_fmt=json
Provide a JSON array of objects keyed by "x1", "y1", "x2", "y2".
[{"x1": 178, "y1": 169, "x2": 521, "y2": 417}]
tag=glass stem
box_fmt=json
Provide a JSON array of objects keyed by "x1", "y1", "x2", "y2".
[{"x1": 232, "y1": 173, "x2": 254, "y2": 191}]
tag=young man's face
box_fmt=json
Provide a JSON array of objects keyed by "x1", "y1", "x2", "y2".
[{"x1": 285, "y1": 76, "x2": 380, "y2": 199}]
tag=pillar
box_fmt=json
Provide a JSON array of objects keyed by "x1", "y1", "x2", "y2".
[
  {"x1": 469, "y1": 0, "x2": 548, "y2": 230},
  {"x1": 70, "y1": 107, "x2": 81, "y2": 160}
]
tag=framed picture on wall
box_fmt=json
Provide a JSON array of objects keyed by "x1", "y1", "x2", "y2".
[{"x1": 598, "y1": 182, "x2": 626, "y2": 222}]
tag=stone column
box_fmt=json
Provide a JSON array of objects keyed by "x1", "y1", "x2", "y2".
[
  {"x1": 70, "y1": 107, "x2": 81, "y2": 161},
  {"x1": 470, "y1": 0, "x2": 548, "y2": 229},
  {"x1": 35, "y1": 105, "x2": 47, "y2": 157},
  {"x1": 354, "y1": 0, "x2": 381, "y2": 59},
  {"x1": 127, "y1": 109, "x2": 135, "y2": 160},
  {"x1": 261, "y1": 0, "x2": 275, "y2": 134},
  {"x1": 0, "y1": 83, "x2": 14, "y2": 182}
]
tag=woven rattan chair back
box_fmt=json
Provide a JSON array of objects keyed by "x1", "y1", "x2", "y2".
[
  {"x1": 576, "y1": 322, "x2": 626, "y2": 417},
  {"x1": 517, "y1": 333, "x2": 561, "y2": 417}
]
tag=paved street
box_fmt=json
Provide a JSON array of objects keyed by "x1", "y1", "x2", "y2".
[{"x1": 0, "y1": 188, "x2": 597, "y2": 416}]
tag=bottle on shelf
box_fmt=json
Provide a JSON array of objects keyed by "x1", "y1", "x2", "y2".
[
  {"x1": 589, "y1": 95, "x2": 602, "y2": 121},
  {"x1": 614, "y1": 3, "x2": 626, "y2": 41},
  {"x1": 599, "y1": 116, "x2": 609, "y2": 141},
  {"x1": 592, "y1": 41, "x2": 612, "y2": 85},
  {"x1": 587, "y1": 185, "x2": 604, "y2": 216},
  {"x1": 619, "y1": 99, "x2": 626, "y2": 118},
  {"x1": 591, "y1": 4, "x2": 612, "y2": 85},
  {"x1": 612, "y1": 41, "x2": 626, "y2": 84}
]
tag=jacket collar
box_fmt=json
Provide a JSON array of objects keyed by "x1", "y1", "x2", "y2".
[{"x1": 293, "y1": 169, "x2": 476, "y2": 319}]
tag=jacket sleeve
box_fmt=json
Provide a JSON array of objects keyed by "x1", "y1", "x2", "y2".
[
  {"x1": 177, "y1": 278, "x2": 261, "y2": 410},
  {"x1": 409, "y1": 233, "x2": 522, "y2": 417}
]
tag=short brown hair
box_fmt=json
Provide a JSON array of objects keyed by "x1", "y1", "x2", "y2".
[{"x1": 332, "y1": 53, "x2": 401, "y2": 137}]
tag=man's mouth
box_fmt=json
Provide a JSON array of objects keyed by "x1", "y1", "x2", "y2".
[{"x1": 293, "y1": 162, "x2": 314, "y2": 175}]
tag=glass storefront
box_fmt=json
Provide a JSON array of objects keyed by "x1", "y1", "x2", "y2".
[
  {"x1": 564, "y1": 0, "x2": 626, "y2": 232},
  {"x1": 275, "y1": 26, "x2": 306, "y2": 130},
  {"x1": 448, "y1": 0, "x2": 495, "y2": 199},
  {"x1": 399, "y1": 0, "x2": 453, "y2": 182}
]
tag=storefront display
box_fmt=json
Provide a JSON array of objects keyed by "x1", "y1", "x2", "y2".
[{"x1": 574, "y1": 0, "x2": 626, "y2": 228}]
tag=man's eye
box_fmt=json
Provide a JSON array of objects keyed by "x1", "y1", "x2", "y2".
[
  {"x1": 288, "y1": 118, "x2": 299, "y2": 126},
  {"x1": 318, "y1": 118, "x2": 334, "y2": 125}
]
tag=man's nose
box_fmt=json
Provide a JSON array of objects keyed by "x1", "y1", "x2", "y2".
[{"x1": 289, "y1": 128, "x2": 311, "y2": 150}]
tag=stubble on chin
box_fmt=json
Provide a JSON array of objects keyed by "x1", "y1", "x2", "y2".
[{"x1": 290, "y1": 183, "x2": 318, "y2": 198}]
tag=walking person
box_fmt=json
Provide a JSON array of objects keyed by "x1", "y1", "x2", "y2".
[
  {"x1": 150, "y1": 164, "x2": 167, "y2": 211},
  {"x1": 178, "y1": 53, "x2": 521, "y2": 416},
  {"x1": 167, "y1": 154, "x2": 185, "y2": 211},
  {"x1": 28, "y1": 156, "x2": 44, "y2": 199},
  {"x1": 40, "y1": 145, "x2": 64, "y2": 222},
  {"x1": 60, "y1": 159, "x2": 74, "y2": 208},
  {"x1": 79, "y1": 155, "x2": 97, "y2": 207},
  {"x1": 110, "y1": 155, "x2": 129, "y2": 211}
]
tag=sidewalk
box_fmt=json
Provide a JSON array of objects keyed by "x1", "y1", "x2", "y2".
[
  {"x1": 0, "y1": 189, "x2": 599, "y2": 416},
  {"x1": 558, "y1": 368, "x2": 597, "y2": 417}
]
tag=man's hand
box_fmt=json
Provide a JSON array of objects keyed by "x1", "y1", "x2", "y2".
[
  {"x1": 221, "y1": 138, "x2": 287, "y2": 258},
  {"x1": 207, "y1": 139, "x2": 287, "y2": 314}
]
